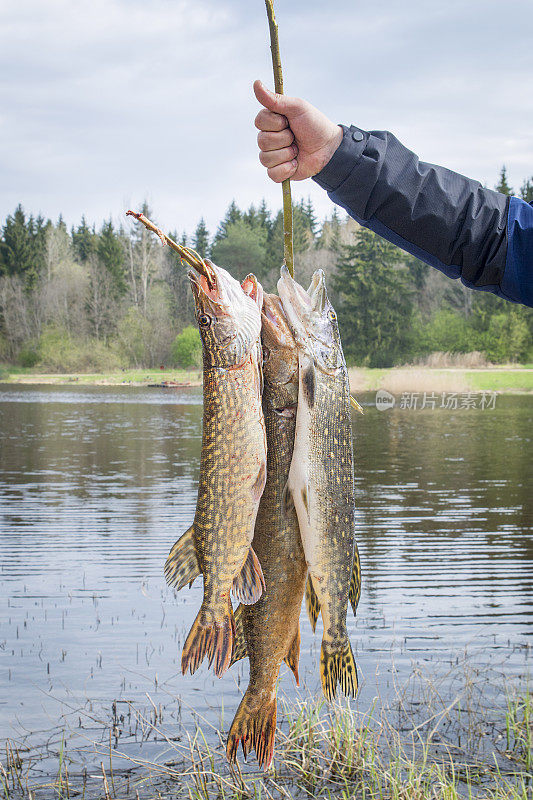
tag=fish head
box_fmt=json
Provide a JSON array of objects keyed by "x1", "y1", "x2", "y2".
[
  {"x1": 261, "y1": 293, "x2": 299, "y2": 413},
  {"x1": 277, "y1": 266, "x2": 344, "y2": 374},
  {"x1": 189, "y1": 261, "x2": 262, "y2": 368}
]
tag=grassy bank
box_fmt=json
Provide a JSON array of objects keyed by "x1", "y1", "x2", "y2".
[
  {"x1": 1, "y1": 663, "x2": 530, "y2": 799},
  {"x1": 348, "y1": 366, "x2": 533, "y2": 395},
  {"x1": 0, "y1": 365, "x2": 202, "y2": 386},
  {"x1": 1, "y1": 364, "x2": 533, "y2": 393}
]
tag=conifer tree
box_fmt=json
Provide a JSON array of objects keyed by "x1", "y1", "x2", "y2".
[
  {"x1": 520, "y1": 177, "x2": 533, "y2": 203},
  {"x1": 495, "y1": 165, "x2": 513, "y2": 196},
  {"x1": 193, "y1": 218, "x2": 210, "y2": 258},
  {"x1": 334, "y1": 227, "x2": 414, "y2": 366}
]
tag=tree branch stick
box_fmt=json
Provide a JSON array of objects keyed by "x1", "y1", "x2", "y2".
[
  {"x1": 265, "y1": 0, "x2": 294, "y2": 277},
  {"x1": 125, "y1": 210, "x2": 215, "y2": 287}
]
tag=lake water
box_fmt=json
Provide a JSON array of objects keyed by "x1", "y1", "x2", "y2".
[{"x1": 0, "y1": 384, "x2": 531, "y2": 783}]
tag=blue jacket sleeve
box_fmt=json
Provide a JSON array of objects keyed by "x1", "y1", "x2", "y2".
[{"x1": 313, "y1": 125, "x2": 533, "y2": 308}]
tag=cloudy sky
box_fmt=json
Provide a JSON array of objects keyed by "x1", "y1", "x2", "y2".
[{"x1": 1, "y1": 0, "x2": 532, "y2": 238}]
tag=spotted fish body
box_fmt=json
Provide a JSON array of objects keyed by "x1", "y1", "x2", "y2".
[
  {"x1": 226, "y1": 294, "x2": 306, "y2": 771},
  {"x1": 278, "y1": 266, "x2": 360, "y2": 701},
  {"x1": 164, "y1": 264, "x2": 267, "y2": 678}
]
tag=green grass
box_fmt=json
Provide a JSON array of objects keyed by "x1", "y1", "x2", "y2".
[
  {"x1": 0, "y1": 364, "x2": 202, "y2": 385},
  {"x1": 466, "y1": 371, "x2": 533, "y2": 392},
  {"x1": 2, "y1": 670, "x2": 530, "y2": 799},
  {"x1": 2, "y1": 363, "x2": 533, "y2": 392}
]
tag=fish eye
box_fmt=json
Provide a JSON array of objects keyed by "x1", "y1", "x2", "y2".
[
  {"x1": 198, "y1": 313, "x2": 211, "y2": 328},
  {"x1": 328, "y1": 309, "x2": 337, "y2": 321},
  {"x1": 262, "y1": 347, "x2": 270, "y2": 362}
]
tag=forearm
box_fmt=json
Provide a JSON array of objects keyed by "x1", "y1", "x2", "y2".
[{"x1": 313, "y1": 125, "x2": 533, "y2": 308}]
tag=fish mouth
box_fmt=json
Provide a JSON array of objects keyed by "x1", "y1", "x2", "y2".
[
  {"x1": 261, "y1": 293, "x2": 295, "y2": 351},
  {"x1": 241, "y1": 273, "x2": 264, "y2": 311}
]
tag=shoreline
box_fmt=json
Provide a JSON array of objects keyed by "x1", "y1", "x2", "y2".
[{"x1": 1, "y1": 365, "x2": 533, "y2": 393}]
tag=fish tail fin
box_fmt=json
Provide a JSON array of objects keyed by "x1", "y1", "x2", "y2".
[
  {"x1": 284, "y1": 623, "x2": 301, "y2": 686},
  {"x1": 349, "y1": 544, "x2": 362, "y2": 617},
  {"x1": 305, "y1": 575, "x2": 321, "y2": 633},
  {"x1": 164, "y1": 526, "x2": 201, "y2": 591},
  {"x1": 181, "y1": 598, "x2": 235, "y2": 678},
  {"x1": 320, "y1": 636, "x2": 358, "y2": 702},
  {"x1": 230, "y1": 604, "x2": 248, "y2": 666},
  {"x1": 226, "y1": 692, "x2": 277, "y2": 771},
  {"x1": 232, "y1": 547, "x2": 265, "y2": 604}
]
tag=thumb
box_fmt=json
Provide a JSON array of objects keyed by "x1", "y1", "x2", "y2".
[{"x1": 253, "y1": 79, "x2": 305, "y2": 117}]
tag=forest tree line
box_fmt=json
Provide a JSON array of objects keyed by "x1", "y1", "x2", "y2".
[{"x1": 0, "y1": 167, "x2": 531, "y2": 371}]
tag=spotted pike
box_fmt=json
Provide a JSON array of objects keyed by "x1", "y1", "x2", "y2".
[
  {"x1": 164, "y1": 263, "x2": 267, "y2": 678},
  {"x1": 278, "y1": 266, "x2": 361, "y2": 701},
  {"x1": 226, "y1": 294, "x2": 306, "y2": 770}
]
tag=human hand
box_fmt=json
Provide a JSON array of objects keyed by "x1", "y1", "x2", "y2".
[{"x1": 253, "y1": 80, "x2": 343, "y2": 183}]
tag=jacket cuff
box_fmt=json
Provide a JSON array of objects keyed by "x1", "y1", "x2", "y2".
[{"x1": 312, "y1": 125, "x2": 368, "y2": 192}]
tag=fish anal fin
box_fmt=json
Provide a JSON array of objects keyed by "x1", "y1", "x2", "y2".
[
  {"x1": 230, "y1": 604, "x2": 248, "y2": 666},
  {"x1": 181, "y1": 599, "x2": 235, "y2": 678},
  {"x1": 305, "y1": 575, "x2": 320, "y2": 633},
  {"x1": 226, "y1": 692, "x2": 277, "y2": 771},
  {"x1": 284, "y1": 624, "x2": 301, "y2": 686},
  {"x1": 232, "y1": 547, "x2": 265, "y2": 605},
  {"x1": 349, "y1": 544, "x2": 362, "y2": 616},
  {"x1": 164, "y1": 526, "x2": 201, "y2": 591}
]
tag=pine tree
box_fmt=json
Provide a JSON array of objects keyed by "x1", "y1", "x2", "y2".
[
  {"x1": 72, "y1": 216, "x2": 96, "y2": 263},
  {"x1": 98, "y1": 220, "x2": 126, "y2": 295},
  {"x1": 495, "y1": 165, "x2": 514, "y2": 196},
  {"x1": 520, "y1": 177, "x2": 533, "y2": 203},
  {"x1": 257, "y1": 199, "x2": 272, "y2": 233},
  {"x1": 333, "y1": 227, "x2": 415, "y2": 366},
  {"x1": 303, "y1": 197, "x2": 318, "y2": 237},
  {"x1": 193, "y1": 218, "x2": 210, "y2": 258},
  {"x1": 213, "y1": 201, "x2": 241, "y2": 244},
  {"x1": 0, "y1": 205, "x2": 40, "y2": 287}
]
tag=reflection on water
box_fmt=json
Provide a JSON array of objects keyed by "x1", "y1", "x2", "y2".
[{"x1": 0, "y1": 384, "x2": 531, "y2": 750}]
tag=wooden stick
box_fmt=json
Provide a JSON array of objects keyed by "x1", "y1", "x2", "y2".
[
  {"x1": 125, "y1": 210, "x2": 216, "y2": 287},
  {"x1": 265, "y1": 0, "x2": 294, "y2": 277}
]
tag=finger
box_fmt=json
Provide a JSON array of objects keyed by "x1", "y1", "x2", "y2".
[
  {"x1": 266, "y1": 160, "x2": 298, "y2": 183},
  {"x1": 253, "y1": 79, "x2": 307, "y2": 117},
  {"x1": 259, "y1": 144, "x2": 298, "y2": 168},
  {"x1": 257, "y1": 128, "x2": 294, "y2": 152},
  {"x1": 254, "y1": 108, "x2": 288, "y2": 132}
]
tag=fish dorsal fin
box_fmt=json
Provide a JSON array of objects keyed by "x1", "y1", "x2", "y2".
[
  {"x1": 164, "y1": 526, "x2": 201, "y2": 591},
  {"x1": 230, "y1": 604, "x2": 248, "y2": 666},
  {"x1": 349, "y1": 544, "x2": 362, "y2": 617},
  {"x1": 305, "y1": 575, "x2": 320, "y2": 633},
  {"x1": 284, "y1": 623, "x2": 301, "y2": 686},
  {"x1": 232, "y1": 547, "x2": 265, "y2": 604}
]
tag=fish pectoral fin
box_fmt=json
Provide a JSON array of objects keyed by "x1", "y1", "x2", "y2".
[
  {"x1": 281, "y1": 481, "x2": 295, "y2": 519},
  {"x1": 230, "y1": 604, "x2": 248, "y2": 666},
  {"x1": 284, "y1": 623, "x2": 301, "y2": 686},
  {"x1": 305, "y1": 575, "x2": 321, "y2": 633},
  {"x1": 232, "y1": 547, "x2": 265, "y2": 605},
  {"x1": 164, "y1": 526, "x2": 201, "y2": 591},
  {"x1": 349, "y1": 544, "x2": 362, "y2": 617}
]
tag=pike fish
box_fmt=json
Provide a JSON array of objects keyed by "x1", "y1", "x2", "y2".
[
  {"x1": 226, "y1": 293, "x2": 307, "y2": 771},
  {"x1": 164, "y1": 263, "x2": 267, "y2": 678},
  {"x1": 278, "y1": 266, "x2": 361, "y2": 702}
]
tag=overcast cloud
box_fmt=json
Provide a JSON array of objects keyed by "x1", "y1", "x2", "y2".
[{"x1": 1, "y1": 0, "x2": 532, "y2": 238}]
